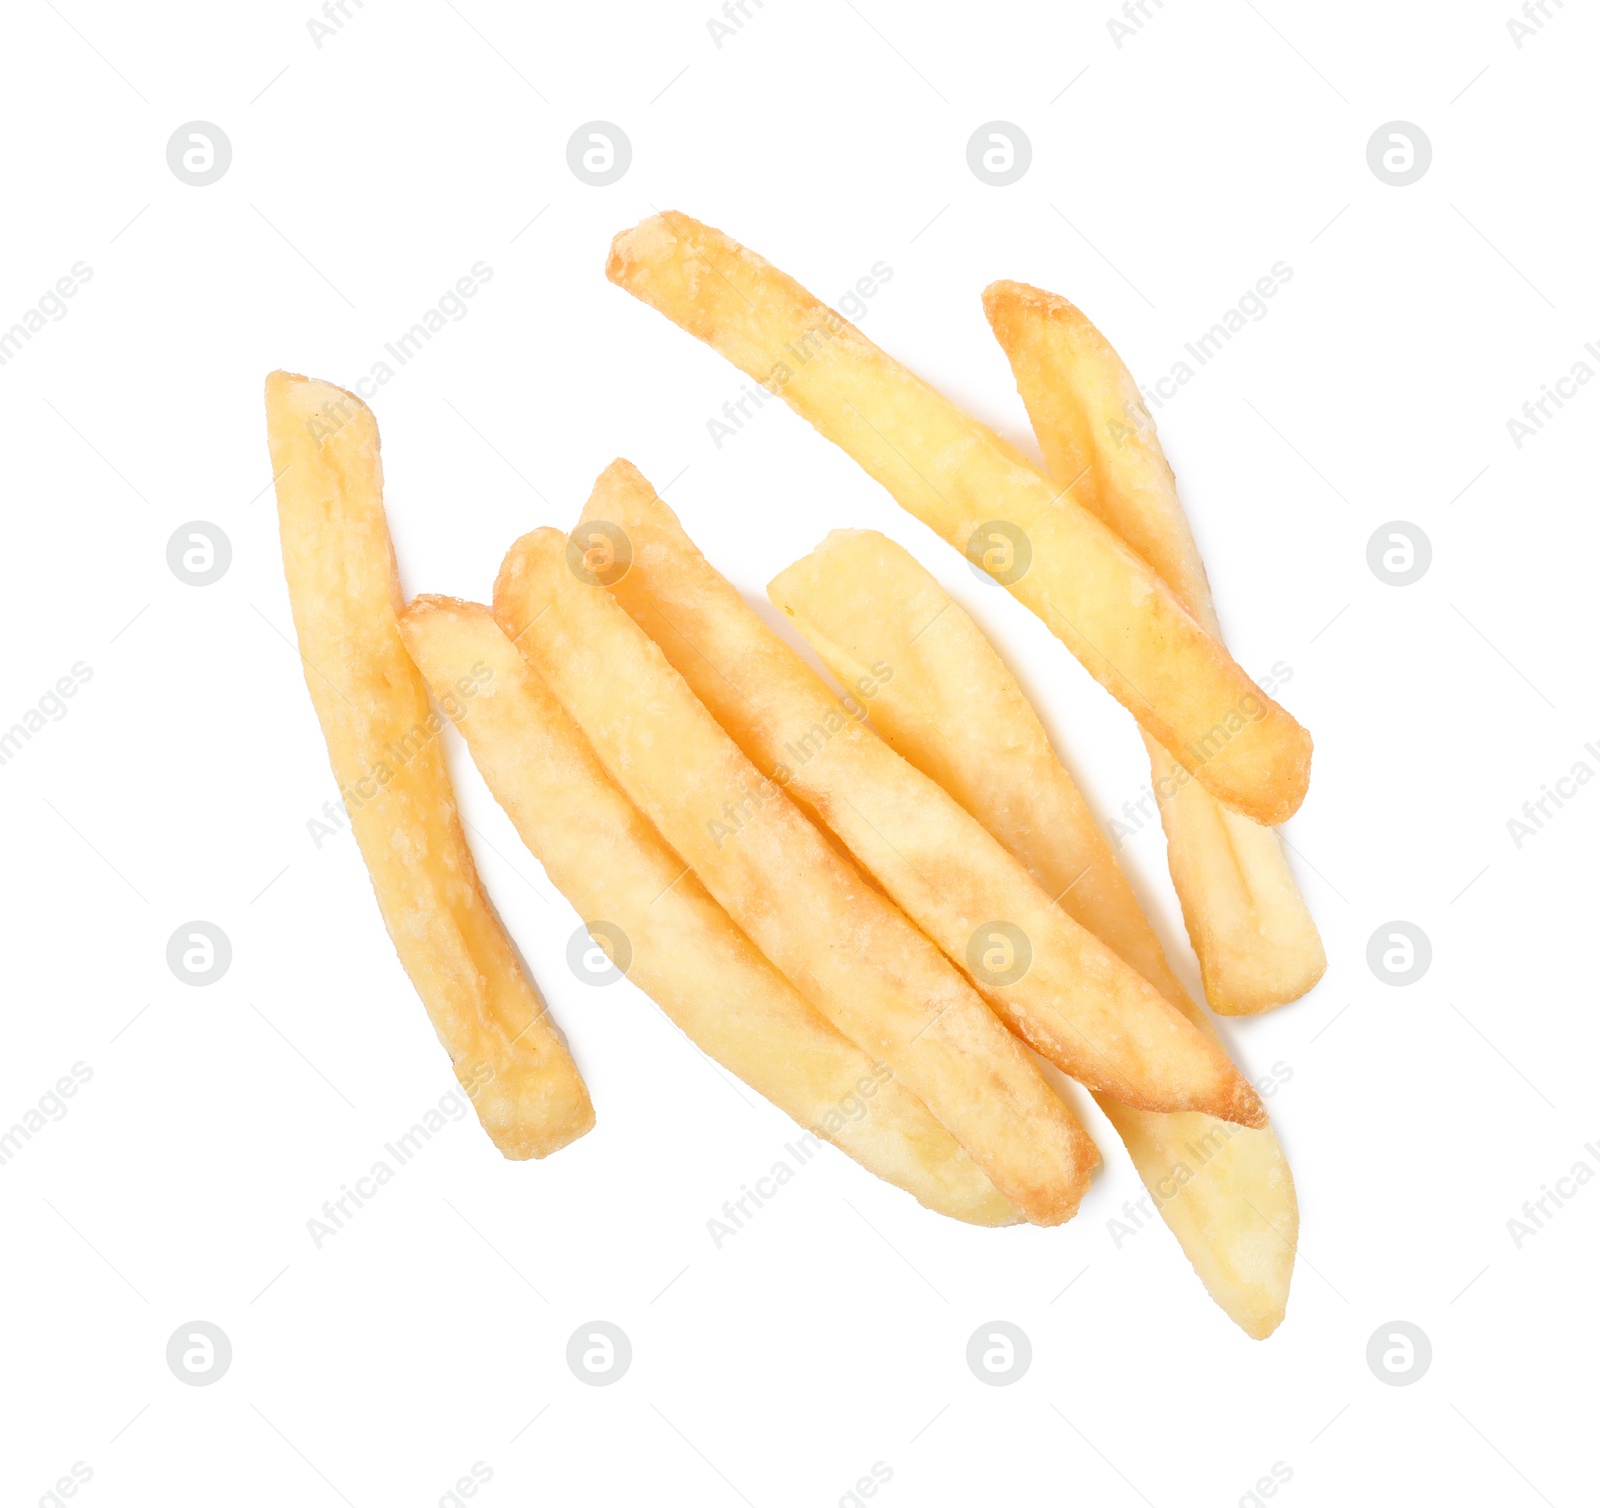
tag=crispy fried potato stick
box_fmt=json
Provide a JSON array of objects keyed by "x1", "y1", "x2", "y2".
[
  {"x1": 770, "y1": 529, "x2": 1297, "y2": 1336},
  {"x1": 983, "y1": 282, "x2": 1325, "y2": 1014},
  {"x1": 581, "y1": 461, "x2": 1264, "y2": 1130},
  {"x1": 399, "y1": 596, "x2": 1017, "y2": 1226},
  {"x1": 493, "y1": 527, "x2": 1097, "y2": 1225},
  {"x1": 264, "y1": 372, "x2": 592, "y2": 1159},
  {"x1": 605, "y1": 211, "x2": 1312, "y2": 826}
]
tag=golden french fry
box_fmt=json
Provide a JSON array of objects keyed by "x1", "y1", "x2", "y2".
[
  {"x1": 770, "y1": 528, "x2": 1297, "y2": 1337},
  {"x1": 493, "y1": 526, "x2": 1097, "y2": 1225},
  {"x1": 264, "y1": 373, "x2": 592, "y2": 1159},
  {"x1": 399, "y1": 596, "x2": 1017, "y2": 1226},
  {"x1": 582, "y1": 461, "x2": 1264, "y2": 1130},
  {"x1": 605, "y1": 211, "x2": 1312, "y2": 827},
  {"x1": 983, "y1": 282, "x2": 1325, "y2": 1014}
]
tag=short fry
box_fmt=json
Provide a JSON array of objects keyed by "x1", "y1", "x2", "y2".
[
  {"x1": 399, "y1": 596, "x2": 1017, "y2": 1226},
  {"x1": 606, "y1": 211, "x2": 1312, "y2": 826},
  {"x1": 983, "y1": 282, "x2": 1325, "y2": 1014},
  {"x1": 264, "y1": 373, "x2": 592, "y2": 1158},
  {"x1": 583, "y1": 461, "x2": 1264, "y2": 1129},
  {"x1": 493, "y1": 526, "x2": 1098, "y2": 1225},
  {"x1": 770, "y1": 528, "x2": 1297, "y2": 1337}
]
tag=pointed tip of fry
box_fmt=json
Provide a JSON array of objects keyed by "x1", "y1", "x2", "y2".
[
  {"x1": 982, "y1": 278, "x2": 1083, "y2": 322},
  {"x1": 1227, "y1": 1077, "x2": 1271, "y2": 1131},
  {"x1": 586, "y1": 456, "x2": 657, "y2": 516}
]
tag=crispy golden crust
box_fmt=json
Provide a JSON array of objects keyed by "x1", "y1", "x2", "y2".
[
  {"x1": 492, "y1": 525, "x2": 1097, "y2": 1225},
  {"x1": 399, "y1": 596, "x2": 1018, "y2": 1226},
  {"x1": 982, "y1": 282, "x2": 1325, "y2": 1014},
  {"x1": 584, "y1": 460, "x2": 1264, "y2": 1129},
  {"x1": 264, "y1": 372, "x2": 592, "y2": 1159},
  {"x1": 606, "y1": 212, "x2": 1312, "y2": 826},
  {"x1": 770, "y1": 527, "x2": 1297, "y2": 1336}
]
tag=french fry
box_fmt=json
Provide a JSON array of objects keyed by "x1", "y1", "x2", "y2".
[
  {"x1": 770, "y1": 528, "x2": 1297, "y2": 1337},
  {"x1": 581, "y1": 461, "x2": 1264, "y2": 1130},
  {"x1": 264, "y1": 373, "x2": 592, "y2": 1158},
  {"x1": 983, "y1": 282, "x2": 1326, "y2": 1014},
  {"x1": 493, "y1": 526, "x2": 1098, "y2": 1225},
  {"x1": 399, "y1": 596, "x2": 1017, "y2": 1226},
  {"x1": 605, "y1": 211, "x2": 1312, "y2": 827}
]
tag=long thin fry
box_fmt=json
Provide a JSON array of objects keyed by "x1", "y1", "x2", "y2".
[
  {"x1": 264, "y1": 373, "x2": 592, "y2": 1158},
  {"x1": 493, "y1": 526, "x2": 1098, "y2": 1225},
  {"x1": 605, "y1": 211, "x2": 1312, "y2": 827},
  {"x1": 983, "y1": 282, "x2": 1325, "y2": 1013},
  {"x1": 580, "y1": 460, "x2": 1264, "y2": 1129},
  {"x1": 770, "y1": 529, "x2": 1297, "y2": 1337},
  {"x1": 399, "y1": 596, "x2": 1017, "y2": 1226}
]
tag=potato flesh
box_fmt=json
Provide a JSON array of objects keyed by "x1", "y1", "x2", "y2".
[
  {"x1": 493, "y1": 526, "x2": 1098, "y2": 1225},
  {"x1": 605, "y1": 212, "x2": 1312, "y2": 827},
  {"x1": 982, "y1": 282, "x2": 1325, "y2": 1014},
  {"x1": 263, "y1": 373, "x2": 592, "y2": 1159},
  {"x1": 771, "y1": 528, "x2": 1297, "y2": 1337},
  {"x1": 399, "y1": 596, "x2": 1018, "y2": 1226},
  {"x1": 582, "y1": 461, "x2": 1264, "y2": 1130}
]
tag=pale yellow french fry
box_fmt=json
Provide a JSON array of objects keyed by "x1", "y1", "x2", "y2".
[
  {"x1": 605, "y1": 211, "x2": 1312, "y2": 827},
  {"x1": 493, "y1": 526, "x2": 1098, "y2": 1226},
  {"x1": 399, "y1": 597, "x2": 1017, "y2": 1226},
  {"x1": 771, "y1": 529, "x2": 1298, "y2": 1338},
  {"x1": 264, "y1": 373, "x2": 591, "y2": 1159},
  {"x1": 580, "y1": 461, "x2": 1264, "y2": 1130},
  {"x1": 983, "y1": 282, "x2": 1326, "y2": 1014}
]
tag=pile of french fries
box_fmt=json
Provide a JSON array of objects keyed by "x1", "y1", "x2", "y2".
[{"x1": 266, "y1": 213, "x2": 1324, "y2": 1339}]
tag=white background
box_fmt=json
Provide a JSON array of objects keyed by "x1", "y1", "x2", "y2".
[{"x1": 1, "y1": 2, "x2": 1595, "y2": 1504}]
